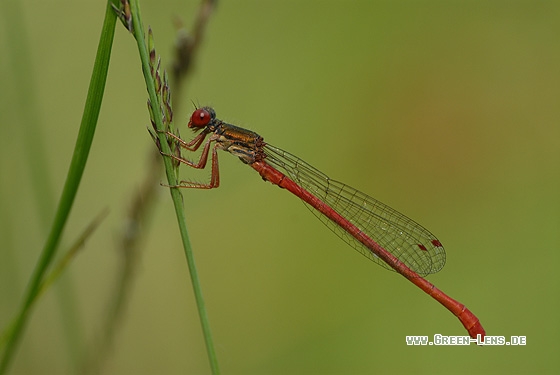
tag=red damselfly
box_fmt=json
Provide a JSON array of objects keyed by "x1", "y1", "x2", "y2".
[{"x1": 159, "y1": 107, "x2": 485, "y2": 339}]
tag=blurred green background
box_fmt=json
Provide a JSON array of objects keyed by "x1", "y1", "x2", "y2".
[{"x1": 1, "y1": 0, "x2": 559, "y2": 374}]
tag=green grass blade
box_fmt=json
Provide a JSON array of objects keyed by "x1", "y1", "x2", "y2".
[
  {"x1": 1, "y1": 0, "x2": 86, "y2": 369},
  {"x1": 0, "y1": 2, "x2": 119, "y2": 373}
]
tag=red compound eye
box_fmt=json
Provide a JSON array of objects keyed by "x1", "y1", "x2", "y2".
[{"x1": 188, "y1": 108, "x2": 211, "y2": 128}]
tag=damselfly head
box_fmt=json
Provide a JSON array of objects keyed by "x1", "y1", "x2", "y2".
[{"x1": 188, "y1": 107, "x2": 215, "y2": 129}]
